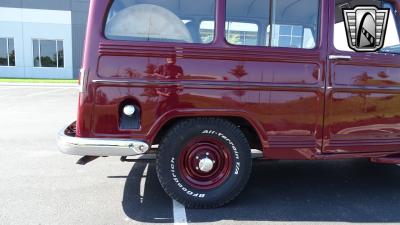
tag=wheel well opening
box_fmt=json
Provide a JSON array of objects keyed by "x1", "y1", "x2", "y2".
[
  {"x1": 152, "y1": 116, "x2": 263, "y2": 150},
  {"x1": 152, "y1": 117, "x2": 181, "y2": 146},
  {"x1": 225, "y1": 117, "x2": 263, "y2": 150}
]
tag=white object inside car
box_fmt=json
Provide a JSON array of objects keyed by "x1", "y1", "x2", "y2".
[{"x1": 105, "y1": 4, "x2": 193, "y2": 43}]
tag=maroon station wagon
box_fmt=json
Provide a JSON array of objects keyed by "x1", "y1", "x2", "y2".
[{"x1": 58, "y1": 0, "x2": 400, "y2": 208}]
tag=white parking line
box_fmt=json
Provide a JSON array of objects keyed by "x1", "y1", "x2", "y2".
[
  {"x1": 1, "y1": 85, "x2": 77, "y2": 89},
  {"x1": 0, "y1": 87, "x2": 18, "y2": 91},
  {"x1": 139, "y1": 163, "x2": 149, "y2": 203},
  {"x1": 173, "y1": 200, "x2": 188, "y2": 225},
  {"x1": 0, "y1": 87, "x2": 77, "y2": 99},
  {"x1": 25, "y1": 88, "x2": 74, "y2": 97},
  {"x1": 0, "y1": 94, "x2": 17, "y2": 99},
  {"x1": 0, "y1": 83, "x2": 78, "y2": 88}
]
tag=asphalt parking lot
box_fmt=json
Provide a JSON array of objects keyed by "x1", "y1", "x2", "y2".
[{"x1": 1, "y1": 85, "x2": 400, "y2": 225}]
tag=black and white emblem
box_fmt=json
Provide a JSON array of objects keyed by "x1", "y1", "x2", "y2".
[{"x1": 343, "y1": 6, "x2": 390, "y2": 52}]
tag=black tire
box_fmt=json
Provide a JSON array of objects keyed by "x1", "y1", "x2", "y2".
[{"x1": 156, "y1": 117, "x2": 252, "y2": 208}]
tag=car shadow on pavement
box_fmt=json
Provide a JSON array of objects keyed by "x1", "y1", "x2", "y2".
[
  {"x1": 121, "y1": 161, "x2": 173, "y2": 223},
  {"x1": 187, "y1": 159, "x2": 400, "y2": 223},
  {"x1": 121, "y1": 159, "x2": 400, "y2": 223}
]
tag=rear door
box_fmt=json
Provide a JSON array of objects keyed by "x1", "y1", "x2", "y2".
[{"x1": 324, "y1": 0, "x2": 400, "y2": 153}]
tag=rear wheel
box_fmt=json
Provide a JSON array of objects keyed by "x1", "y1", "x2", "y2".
[{"x1": 156, "y1": 118, "x2": 252, "y2": 208}]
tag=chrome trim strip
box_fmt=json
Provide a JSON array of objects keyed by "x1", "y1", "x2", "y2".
[
  {"x1": 332, "y1": 86, "x2": 400, "y2": 93},
  {"x1": 57, "y1": 122, "x2": 149, "y2": 156},
  {"x1": 92, "y1": 79, "x2": 322, "y2": 92}
]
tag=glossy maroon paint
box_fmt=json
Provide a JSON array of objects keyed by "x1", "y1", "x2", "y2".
[{"x1": 76, "y1": 0, "x2": 400, "y2": 161}]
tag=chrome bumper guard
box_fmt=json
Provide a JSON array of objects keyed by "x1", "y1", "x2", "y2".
[{"x1": 57, "y1": 122, "x2": 150, "y2": 156}]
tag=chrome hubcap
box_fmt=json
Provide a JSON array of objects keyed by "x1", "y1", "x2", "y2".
[{"x1": 198, "y1": 157, "x2": 214, "y2": 173}]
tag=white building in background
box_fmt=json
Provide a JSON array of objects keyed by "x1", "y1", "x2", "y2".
[{"x1": 0, "y1": 0, "x2": 90, "y2": 79}]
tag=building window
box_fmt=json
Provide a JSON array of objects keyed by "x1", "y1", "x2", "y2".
[
  {"x1": 33, "y1": 39, "x2": 64, "y2": 68},
  {"x1": 200, "y1": 20, "x2": 259, "y2": 46},
  {"x1": 272, "y1": 25, "x2": 304, "y2": 48},
  {"x1": 200, "y1": 21, "x2": 215, "y2": 44},
  {"x1": 226, "y1": 22, "x2": 259, "y2": 46},
  {"x1": 105, "y1": 0, "x2": 216, "y2": 44},
  {"x1": 0, "y1": 38, "x2": 15, "y2": 67}
]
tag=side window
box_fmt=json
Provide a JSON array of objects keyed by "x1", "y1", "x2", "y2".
[
  {"x1": 270, "y1": 0, "x2": 319, "y2": 49},
  {"x1": 334, "y1": 1, "x2": 400, "y2": 54},
  {"x1": 105, "y1": 0, "x2": 216, "y2": 44},
  {"x1": 381, "y1": 2, "x2": 400, "y2": 54},
  {"x1": 225, "y1": 0, "x2": 319, "y2": 49}
]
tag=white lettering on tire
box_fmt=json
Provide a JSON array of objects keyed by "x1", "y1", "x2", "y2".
[
  {"x1": 170, "y1": 157, "x2": 206, "y2": 198},
  {"x1": 202, "y1": 130, "x2": 241, "y2": 174},
  {"x1": 235, "y1": 162, "x2": 240, "y2": 175}
]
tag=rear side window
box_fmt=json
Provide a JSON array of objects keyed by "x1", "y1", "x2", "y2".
[
  {"x1": 105, "y1": 0, "x2": 216, "y2": 44},
  {"x1": 226, "y1": 0, "x2": 319, "y2": 49}
]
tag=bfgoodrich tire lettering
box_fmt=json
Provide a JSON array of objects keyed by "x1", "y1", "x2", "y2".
[{"x1": 156, "y1": 118, "x2": 252, "y2": 208}]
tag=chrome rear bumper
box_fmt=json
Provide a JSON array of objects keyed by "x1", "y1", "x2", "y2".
[{"x1": 57, "y1": 122, "x2": 149, "y2": 156}]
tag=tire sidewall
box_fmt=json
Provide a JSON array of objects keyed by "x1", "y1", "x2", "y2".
[{"x1": 158, "y1": 121, "x2": 251, "y2": 204}]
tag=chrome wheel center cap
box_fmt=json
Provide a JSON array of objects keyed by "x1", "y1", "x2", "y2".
[{"x1": 198, "y1": 157, "x2": 214, "y2": 173}]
